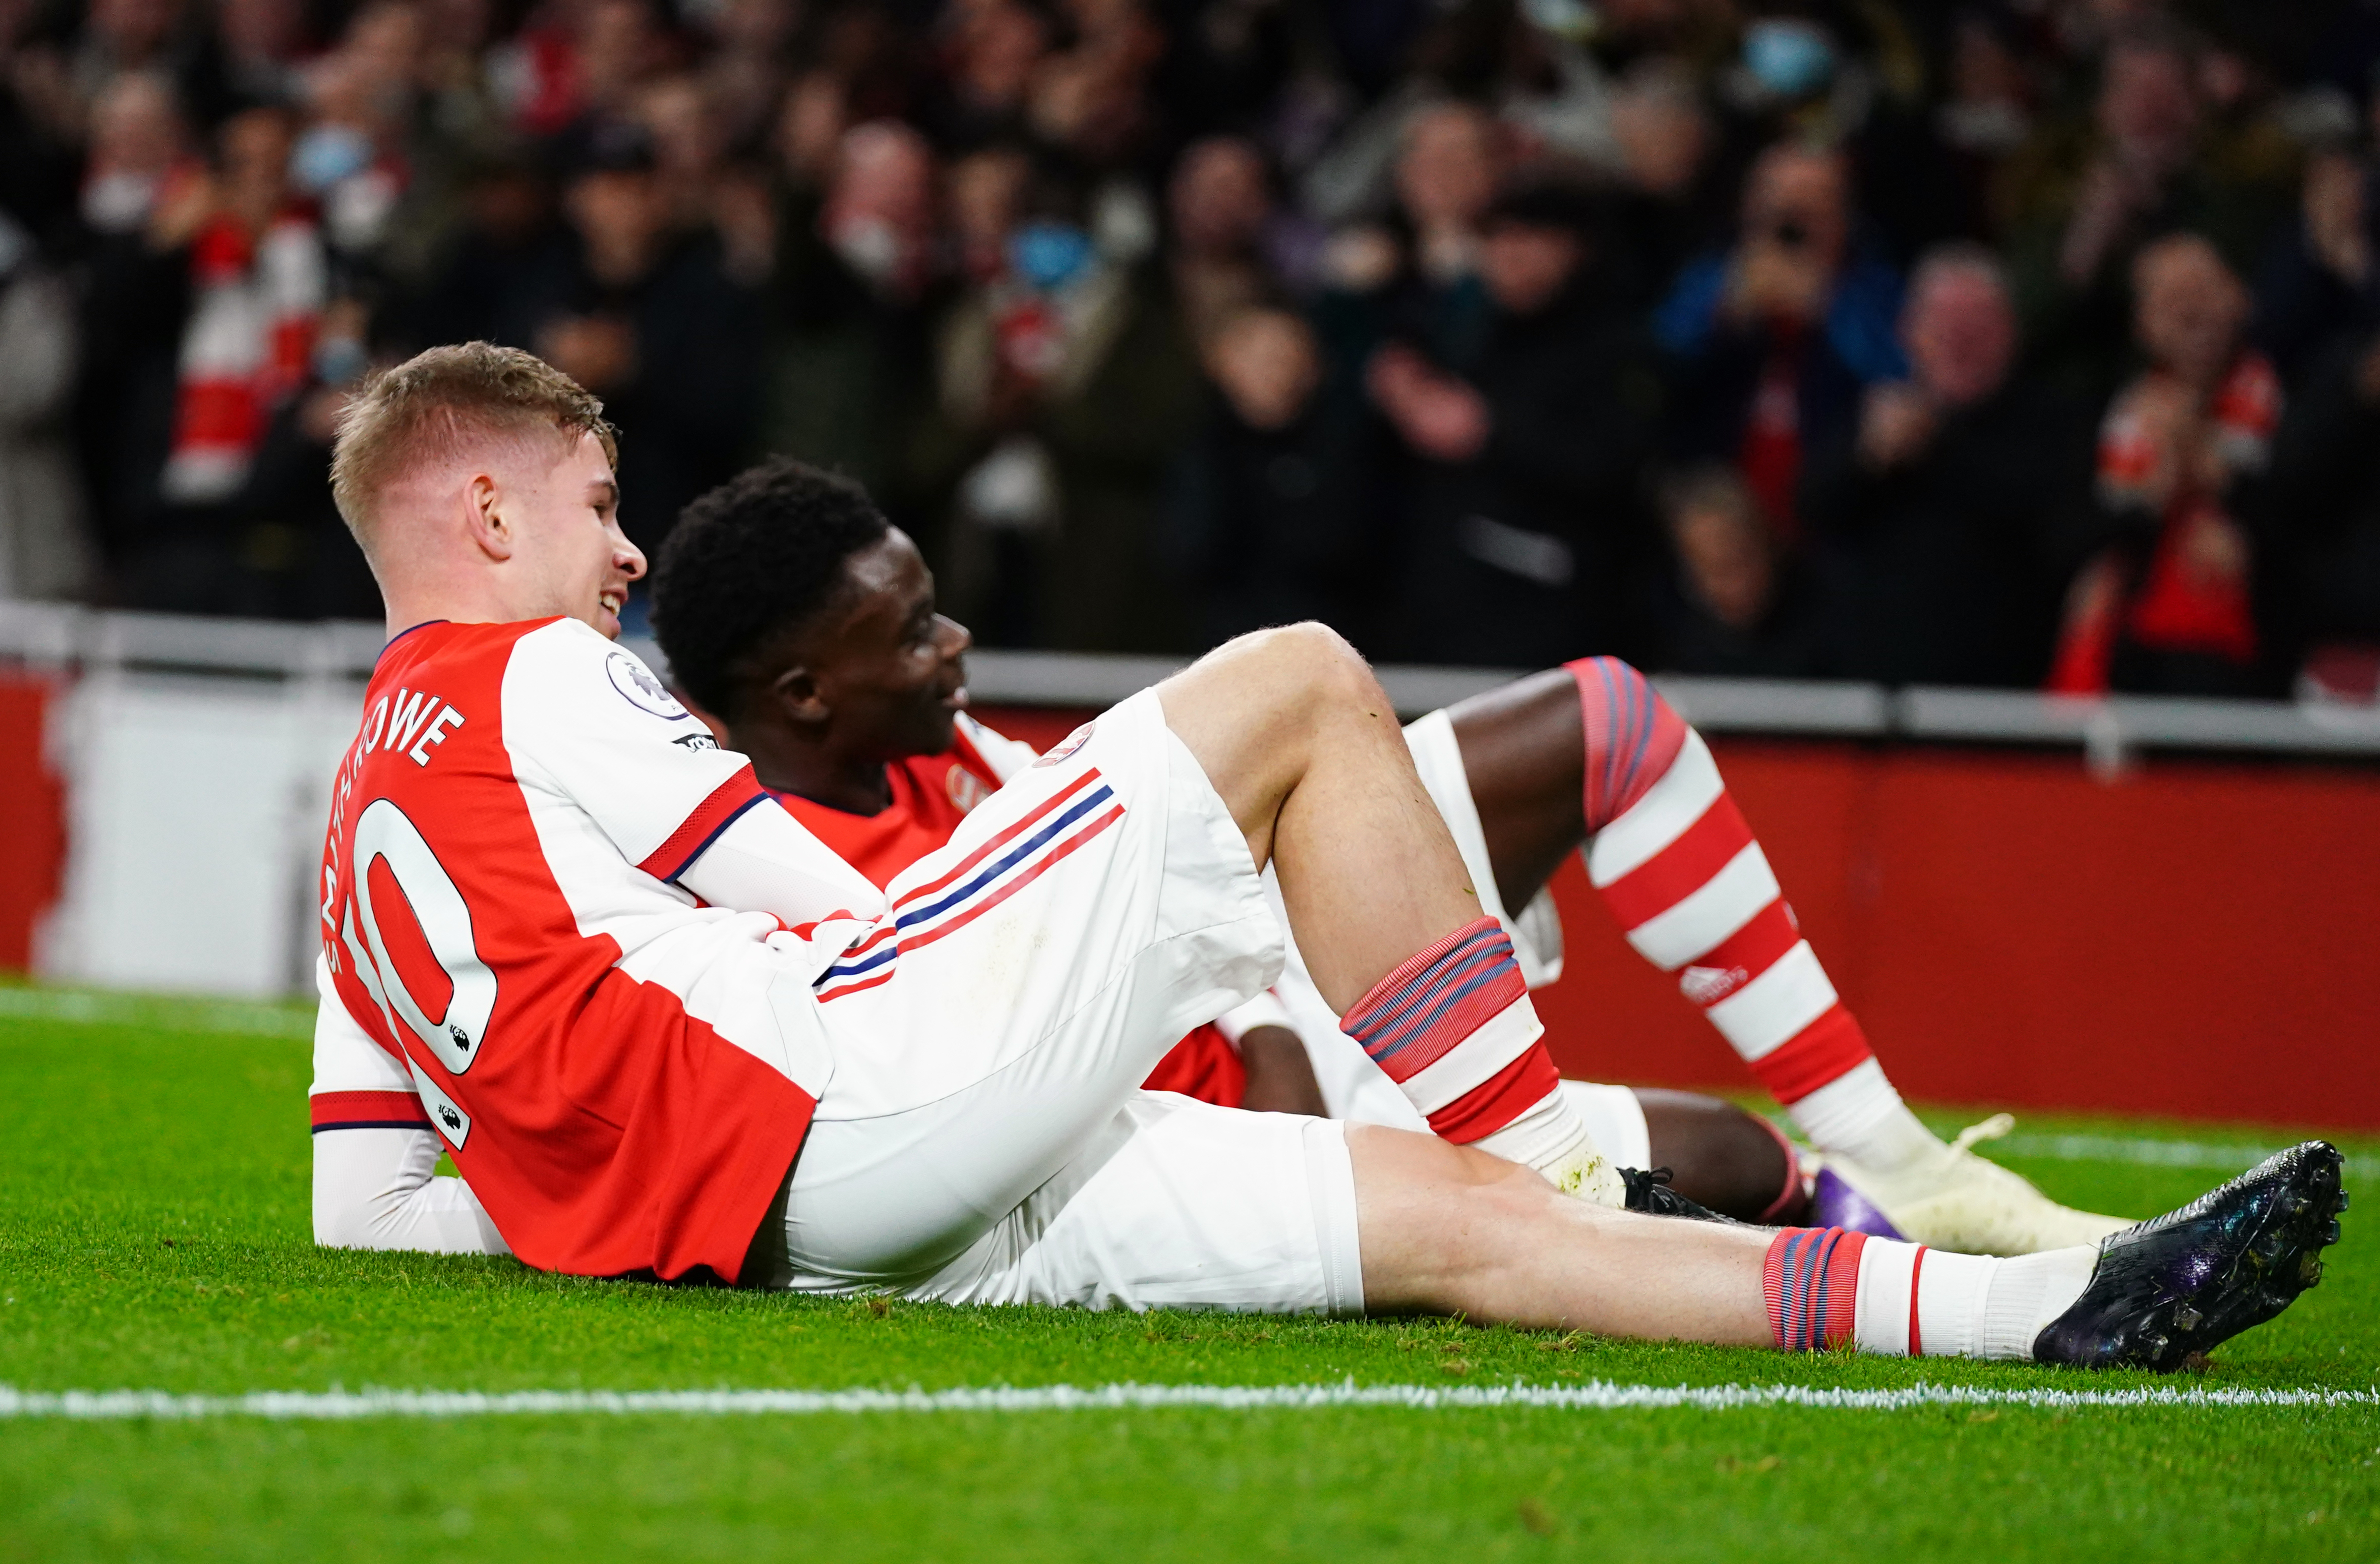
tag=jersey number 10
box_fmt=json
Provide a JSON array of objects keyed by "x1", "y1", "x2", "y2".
[{"x1": 344, "y1": 798, "x2": 498, "y2": 1077}]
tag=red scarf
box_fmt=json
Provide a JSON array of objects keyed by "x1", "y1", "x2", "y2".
[
  {"x1": 160, "y1": 209, "x2": 325, "y2": 505},
  {"x1": 2046, "y1": 352, "x2": 2278, "y2": 693}
]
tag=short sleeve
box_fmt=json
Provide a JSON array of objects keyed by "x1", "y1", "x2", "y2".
[
  {"x1": 310, "y1": 954, "x2": 431, "y2": 1131},
  {"x1": 499, "y1": 619, "x2": 769, "y2": 881}
]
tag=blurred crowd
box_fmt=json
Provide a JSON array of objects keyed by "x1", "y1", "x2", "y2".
[{"x1": 5, "y1": 0, "x2": 2380, "y2": 698}]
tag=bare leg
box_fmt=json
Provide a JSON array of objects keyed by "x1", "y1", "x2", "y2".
[
  {"x1": 1449, "y1": 671, "x2": 1805, "y2": 1219},
  {"x1": 1158, "y1": 624, "x2": 1483, "y2": 1008},
  {"x1": 1238, "y1": 1026, "x2": 1329, "y2": 1116},
  {"x1": 1348, "y1": 1124, "x2": 1772, "y2": 1339},
  {"x1": 1444, "y1": 666, "x2": 1585, "y2": 914},
  {"x1": 1638, "y1": 1090, "x2": 1806, "y2": 1223}
]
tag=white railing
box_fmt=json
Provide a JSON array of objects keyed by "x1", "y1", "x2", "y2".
[
  {"x1": 2, "y1": 604, "x2": 2373, "y2": 1003},
  {"x1": 5, "y1": 602, "x2": 2376, "y2": 757}
]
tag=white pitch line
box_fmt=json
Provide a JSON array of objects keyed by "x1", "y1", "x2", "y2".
[
  {"x1": 1993, "y1": 1133, "x2": 2378, "y2": 1178},
  {"x1": 1, "y1": 1381, "x2": 2372, "y2": 1422}
]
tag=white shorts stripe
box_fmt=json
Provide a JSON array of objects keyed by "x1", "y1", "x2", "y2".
[
  {"x1": 1705, "y1": 942, "x2": 1837, "y2": 1061},
  {"x1": 1392, "y1": 995, "x2": 1544, "y2": 1117},
  {"x1": 1622, "y1": 843, "x2": 1779, "y2": 971},
  {"x1": 1586, "y1": 729, "x2": 1723, "y2": 887}
]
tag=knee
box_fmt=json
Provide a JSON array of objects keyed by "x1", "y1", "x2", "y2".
[
  {"x1": 1568, "y1": 656, "x2": 1688, "y2": 828},
  {"x1": 1240, "y1": 621, "x2": 1378, "y2": 717}
]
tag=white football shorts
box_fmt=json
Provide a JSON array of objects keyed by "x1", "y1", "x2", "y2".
[{"x1": 779, "y1": 686, "x2": 1366, "y2": 1311}]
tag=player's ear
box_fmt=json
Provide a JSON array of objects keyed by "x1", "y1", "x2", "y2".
[
  {"x1": 464, "y1": 473, "x2": 516, "y2": 561},
  {"x1": 769, "y1": 663, "x2": 831, "y2": 728}
]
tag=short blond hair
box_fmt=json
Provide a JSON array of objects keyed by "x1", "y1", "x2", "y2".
[{"x1": 330, "y1": 342, "x2": 619, "y2": 550}]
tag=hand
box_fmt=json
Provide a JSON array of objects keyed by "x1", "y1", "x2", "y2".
[
  {"x1": 2174, "y1": 505, "x2": 2249, "y2": 586},
  {"x1": 1726, "y1": 234, "x2": 1829, "y2": 326},
  {"x1": 147, "y1": 167, "x2": 219, "y2": 251},
  {"x1": 2059, "y1": 155, "x2": 2151, "y2": 286},
  {"x1": 1235, "y1": 1026, "x2": 1328, "y2": 1116},
  {"x1": 2304, "y1": 152, "x2": 2371, "y2": 289},
  {"x1": 1858, "y1": 382, "x2": 1936, "y2": 470},
  {"x1": 2104, "y1": 376, "x2": 2193, "y2": 510},
  {"x1": 539, "y1": 316, "x2": 637, "y2": 391},
  {"x1": 1366, "y1": 343, "x2": 1491, "y2": 462},
  {"x1": 2355, "y1": 335, "x2": 2380, "y2": 407}
]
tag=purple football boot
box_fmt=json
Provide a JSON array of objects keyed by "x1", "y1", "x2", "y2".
[
  {"x1": 2032, "y1": 1141, "x2": 2347, "y2": 1372},
  {"x1": 1808, "y1": 1165, "x2": 1908, "y2": 1240}
]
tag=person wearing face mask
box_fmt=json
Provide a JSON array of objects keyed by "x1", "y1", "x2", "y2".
[
  {"x1": 1800, "y1": 245, "x2": 2093, "y2": 687},
  {"x1": 918, "y1": 159, "x2": 1202, "y2": 653}
]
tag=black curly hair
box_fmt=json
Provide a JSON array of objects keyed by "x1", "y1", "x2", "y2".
[{"x1": 650, "y1": 458, "x2": 891, "y2": 721}]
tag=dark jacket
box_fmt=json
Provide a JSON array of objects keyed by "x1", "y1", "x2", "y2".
[
  {"x1": 1799, "y1": 380, "x2": 2095, "y2": 687},
  {"x1": 1387, "y1": 279, "x2": 1665, "y2": 667}
]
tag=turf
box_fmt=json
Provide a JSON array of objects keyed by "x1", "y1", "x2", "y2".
[{"x1": 1, "y1": 994, "x2": 2374, "y2": 1561}]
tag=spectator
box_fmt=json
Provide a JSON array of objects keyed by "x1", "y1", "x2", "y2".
[
  {"x1": 520, "y1": 122, "x2": 762, "y2": 557},
  {"x1": 917, "y1": 0, "x2": 1046, "y2": 154},
  {"x1": 401, "y1": 146, "x2": 571, "y2": 352},
  {"x1": 0, "y1": 210, "x2": 94, "y2": 600},
  {"x1": 1166, "y1": 304, "x2": 1371, "y2": 647},
  {"x1": 2255, "y1": 145, "x2": 2380, "y2": 385},
  {"x1": 1801, "y1": 245, "x2": 2092, "y2": 687},
  {"x1": 1368, "y1": 182, "x2": 1662, "y2": 667},
  {"x1": 1603, "y1": 58, "x2": 1723, "y2": 313},
  {"x1": 1653, "y1": 463, "x2": 1822, "y2": 678},
  {"x1": 2048, "y1": 233, "x2": 2279, "y2": 696},
  {"x1": 1164, "y1": 134, "x2": 1279, "y2": 346},
  {"x1": 1655, "y1": 140, "x2": 1906, "y2": 542},
  {"x1": 77, "y1": 68, "x2": 191, "y2": 238},
  {"x1": 78, "y1": 100, "x2": 329, "y2": 611},
  {"x1": 2004, "y1": 26, "x2": 2287, "y2": 404},
  {"x1": 920, "y1": 159, "x2": 1202, "y2": 652},
  {"x1": 2265, "y1": 320, "x2": 2380, "y2": 703},
  {"x1": 758, "y1": 119, "x2": 946, "y2": 530}
]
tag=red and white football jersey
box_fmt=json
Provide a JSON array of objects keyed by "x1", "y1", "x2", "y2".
[
  {"x1": 310, "y1": 617, "x2": 874, "y2": 1283},
  {"x1": 768, "y1": 714, "x2": 1250, "y2": 1108}
]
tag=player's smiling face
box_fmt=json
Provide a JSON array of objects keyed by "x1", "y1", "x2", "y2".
[
  {"x1": 502, "y1": 430, "x2": 645, "y2": 639},
  {"x1": 782, "y1": 529, "x2": 972, "y2": 762}
]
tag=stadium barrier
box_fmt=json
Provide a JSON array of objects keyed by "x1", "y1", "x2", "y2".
[{"x1": 3, "y1": 603, "x2": 2376, "y2": 1129}]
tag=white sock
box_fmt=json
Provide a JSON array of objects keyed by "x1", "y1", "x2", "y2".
[
  {"x1": 1792, "y1": 1060, "x2": 1941, "y2": 1174},
  {"x1": 1851, "y1": 1239, "x2": 2098, "y2": 1360},
  {"x1": 1474, "y1": 1091, "x2": 1627, "y2": 1206}
]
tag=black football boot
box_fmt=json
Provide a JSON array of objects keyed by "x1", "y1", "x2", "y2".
[
  {"x1": 1619, "y1": 1165, "x2": 1753, "y2": 1226},
  {"x1": 2033, "y1": 1141, "x2": 2347, "y2": 1372}
]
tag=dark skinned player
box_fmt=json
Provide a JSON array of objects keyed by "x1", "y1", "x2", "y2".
[{"x1": 648, "y1": 459, "x2": 2127, "y2": 1246}]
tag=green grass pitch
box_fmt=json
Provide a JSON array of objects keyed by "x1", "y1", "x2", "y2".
[{"x1": 1, "y1": 989, "x2": 2375, "y2": 1561}]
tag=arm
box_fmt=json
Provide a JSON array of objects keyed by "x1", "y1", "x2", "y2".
[
  {"x1": 308, "y1": 959, "x2": 510, "y2": 1255},
  {"x1": 1212, "y1": 991, "x2": 1327, "y2": 1116},
  {"x1": 313, "y1": 1127, "x2": 511, "y2": 1254}
]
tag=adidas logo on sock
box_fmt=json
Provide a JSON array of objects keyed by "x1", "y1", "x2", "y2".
[{"x1": 1680, "y1": 964, "x2": 1750, "y2": 1005}]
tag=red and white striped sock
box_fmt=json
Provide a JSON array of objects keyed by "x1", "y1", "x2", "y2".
[
  {"x1": 1763, "y1": 1226, "x2": 2096, "y2": 1360},
  {"x1": 1566, "y1": 657, "x2": 1936, "y2": 1173},
  {"x1": 1340, "y1": 917, "x2": 1624, "y2": 1202}
]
